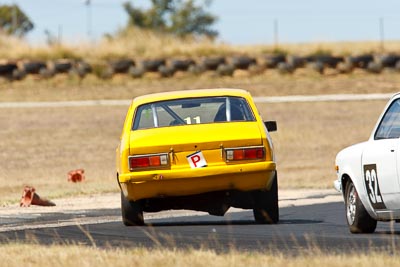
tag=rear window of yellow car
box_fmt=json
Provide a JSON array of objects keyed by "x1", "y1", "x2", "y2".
[{"x1": 132, "y1": 96, "x2": 256, "y2": 130}]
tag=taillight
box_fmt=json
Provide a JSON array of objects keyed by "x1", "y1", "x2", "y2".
[
  {"x1": 225, "y1": 147, "x2": 265, "y2": 161},
  {"x1": 129, "y1": 153, "x2": 169, "y2": 171}
]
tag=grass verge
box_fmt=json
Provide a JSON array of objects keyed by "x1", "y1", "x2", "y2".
[
  {"x1": 1, "y1": 70, "x2": 400, "y2": 102},
  {"x1": 0, "y1": 243, "x2": 399, "y2": 267},
  {"x1": 2, "y1": 29, "x2": 400, "y2": 60}
]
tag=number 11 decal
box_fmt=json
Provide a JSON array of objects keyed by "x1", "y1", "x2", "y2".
[{"x1": 363, "y1": 164, "x2": 386, "y2": 210}]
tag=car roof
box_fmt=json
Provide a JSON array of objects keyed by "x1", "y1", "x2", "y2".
[
  {"x1": 391, "y1": 92, "x2": 400, "y2": 100},
  {"x1": 131, "y1": 88, "x2": 252, "y2": 106}
]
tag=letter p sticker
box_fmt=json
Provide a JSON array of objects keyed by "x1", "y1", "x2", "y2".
[{"x1": 187, "y1": 151, "x2": 207, "y2": 168}]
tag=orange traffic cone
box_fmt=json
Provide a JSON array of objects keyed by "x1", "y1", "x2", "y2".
[
  {"x1": 20, "y1": 186, "x2": 56, "y2": 207},
  {"x1": 67, "y1": 169, "x2": 85, "y2": 183}
]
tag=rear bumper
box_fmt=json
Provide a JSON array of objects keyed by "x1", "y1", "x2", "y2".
[{"x1": 119, "y1": 161, "x2": 276, "y2": 201}]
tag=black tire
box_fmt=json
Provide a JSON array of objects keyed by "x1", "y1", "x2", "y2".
[
  {"x1": 231, "y1": 56, "x2": 257, "y2": 70},
  {"x1": 201, "y1": 57, "x2": 226, "y2": 70},
  {"x1": 253, "y1": 173, "x2": 279, "y2": 224},
  {"x1": 310, "y1": 55, "x2": 344, "y2": 68},
  {"x1": 110, "y1": 59, "x2": 135, "y2": 73},
  {"x1": 0, "y1": 63, "x2": 18, "y2": 76},
  {"x1": 23, "y1": 61, "x2": 47, "y2": 74},
  {"x1": 344, "y1": 180, "x2": 377, "y2": 233},
  {"x1": 142, "y1": 59, "x2": 166, "y2": 72},
  {"x1": 377, "y1": 55, "x2": 400, "y2": 68},
  {"x1": 54, "y1": 61, "x2": 73, "y2": 74},
  {"x1": 349, "y1": 54, "x2": 374, "y2": 69},
  {"x1": 121, "y1": 192, "x2": 144, "y2": 226},
  {"x1": 170, "y1": 59, "x2": 195, "y2": 72}
]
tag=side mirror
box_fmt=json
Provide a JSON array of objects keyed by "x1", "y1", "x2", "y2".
[{"x1": 264, "y1": 121, "x2": 277, "y2": 132}]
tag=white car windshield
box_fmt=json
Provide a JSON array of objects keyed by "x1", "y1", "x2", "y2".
[{"x1": 132, "y1": 96, "x2": 255, "y2": 130}]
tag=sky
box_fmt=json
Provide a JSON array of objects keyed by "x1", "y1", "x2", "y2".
[{"x1": 3, "y1": 0, "x2": 400, "y2": 45}]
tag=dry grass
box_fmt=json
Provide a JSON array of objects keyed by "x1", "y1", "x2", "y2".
[
  {"x1": 0, "y1": 243, "x2": 399, "y2": 267},
  {"x1": 0, "y1": 106, "x2": 126, "y2": 204},
  {"x1": 1, "y1": 70, "x2": 400, "y2": 102},
  {"x1": 261, "y1": 101, "x2": 385, "y2": 188},
  {"x1": 0, "y1": 29, "x2": 233, "y2": 61},
  {"x1": 1, "y1": 28, "x2": 400, "y2": 62}
]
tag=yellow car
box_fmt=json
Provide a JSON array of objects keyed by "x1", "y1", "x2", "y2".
[{"x1": 116, "y1": 88, "x2": 278, "y2": 225}]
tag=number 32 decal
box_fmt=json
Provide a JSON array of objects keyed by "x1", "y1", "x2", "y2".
[{"x1": 363, "y1": 164, "x2": 386, "y2": 210}]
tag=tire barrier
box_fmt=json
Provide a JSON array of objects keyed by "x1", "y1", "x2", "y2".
[
  {"x1": 263, "y1": 54, "x2": 286, "y2": 68},
  {"x1": 53, "y1": 60, "x2": 73, "y2": 74},
  {"x1": 201, "y1": 56, "x2": 226, "y2": 70},
  {"x1": 309, "y1": 55, "x2": 344, "y2": 68},
  {"x1": 2, "y1": 53, "x2": 400, "y2": 81},
  {"x1": 23, "y1": 61, "x2": 47, "y2": 74},
  {"x1": 376, "y1": 54, "x2": 400, "y2": 68},
  {"x1": 142, "y1": 59, "x2": 166, "y2": 72},
  {"x1": 0, "y1": 62, "x2": 18, "y2": 80},
  {"x1": 170, "y1": 59, "x2": 195, "y2": 71},
  {"x1": 230, "y1": 56, "x2": 256, "y2": 70},
  {"x1": 348, "y1": 54, "x2": 374, "y2": 69},
  {"x1": 109, "y1": 59, "x2": 135, "y2": 74},
  {"x1": 286, "y1": 55, "x2": 308, "y2": 69},
  {"x1": 2, "y1": 63, "x2": 16, "y2": 73}
]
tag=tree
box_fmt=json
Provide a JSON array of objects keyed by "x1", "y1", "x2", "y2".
[
  {"x1": 170, "y1": 0, "x2": 217, "y2": 37},
  {"x1": 0, "y1": 4, "x2": 34, "y2": 37},
  {"x1": 123, "y1": 0, "x2": 218, "y2": 38}
]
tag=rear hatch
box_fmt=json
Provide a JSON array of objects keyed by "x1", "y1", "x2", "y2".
[{"x1": 129, "y1": 122, "x2": 263, "y2": 168}]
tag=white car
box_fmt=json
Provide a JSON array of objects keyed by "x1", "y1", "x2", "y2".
[{"x1": 335, "y1": 93, "x2": 400, "y2": 233}]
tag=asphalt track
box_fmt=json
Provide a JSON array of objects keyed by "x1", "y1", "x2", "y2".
[
  {"x1": 0, "y1": 93, "x2": 393, "y2": 108},
  {"x1": 2, "y1": 199, "x2": 400, "y2": 253}
]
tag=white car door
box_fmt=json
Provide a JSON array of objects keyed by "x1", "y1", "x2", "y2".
[{"x1": 362, "y1": 98, "x2": 400, "y2": 210}]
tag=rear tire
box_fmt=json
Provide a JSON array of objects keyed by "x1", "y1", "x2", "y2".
[
  {"x1": 345, "y1": 180, "x2": 377, "y2": 233},
  {"x1": 121, "y1": 192, "x2": 144, "y2": 226},
  {"x1": 253, "y1": 173, "x2": 279, "y2": 224}
]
